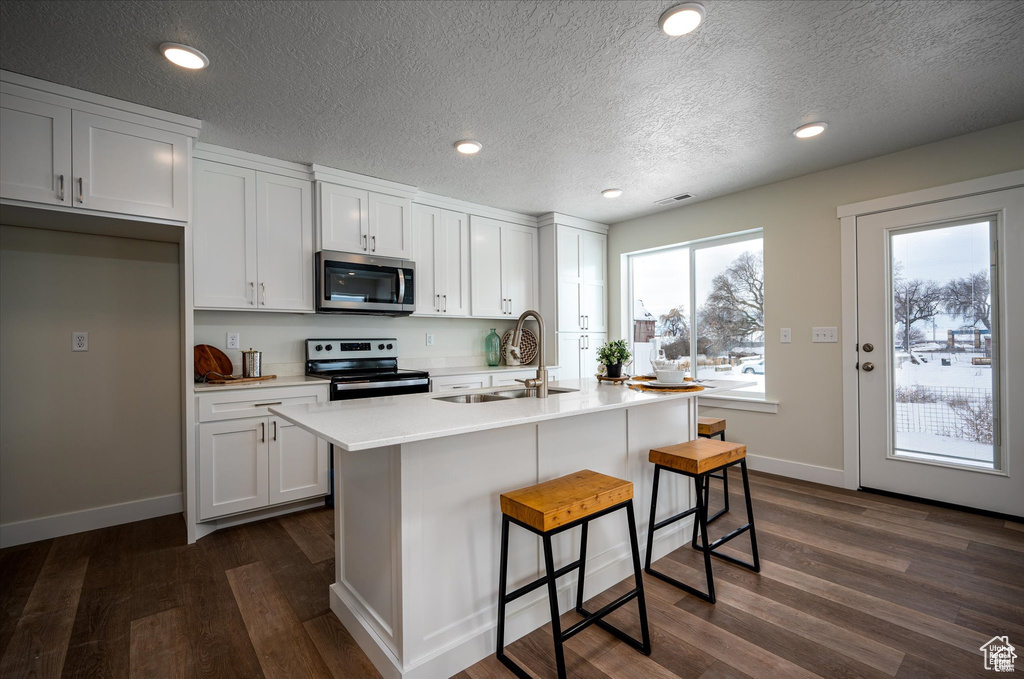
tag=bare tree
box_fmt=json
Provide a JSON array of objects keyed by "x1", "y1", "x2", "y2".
[
  {"x1": 943, "y1": 270, "x2": 991, "y2": 330},
  {"x1": 696, "y1": 251, "x2": 764, "y2": 356},
  {"x1": 658, "y1": 306, "x2": 689, "y2": 339},
  {"x1": 893, "y1": 275, "x2": 943, "y2": 350}
]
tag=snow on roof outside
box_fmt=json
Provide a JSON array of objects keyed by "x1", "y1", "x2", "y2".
[{"x1": 634, "y1": 299, "x2": 655, "y2": 321}]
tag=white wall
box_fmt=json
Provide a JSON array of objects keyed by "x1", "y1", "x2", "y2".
[
  {"x1": 608, "y1": 120, "x2": 1024, "y2": 474},
  {"x1": 0, "y1": 225, "x2": 182, "y2": 530}
]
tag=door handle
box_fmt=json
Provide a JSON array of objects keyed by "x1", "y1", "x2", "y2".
[
  {"x1": 260, "y1": 421, "x2": 266, "y2": 442},
  {"x1": 362, "y1": 234, "x2": 368, "y2": 251},
  {"x1": 250, "y1": 282, "x2": 255, "y2": 305},
  {"x1": 261, "y1": 282, "x2": 266, "y2": 305},
  {"x1": 372, "y1": 235, "x2": 376, "y2": 252},
  {"x1": 58, "y1": 174, "x2": 64, "y2": 201},
  {"x1": 862, "y1": 362, "x2": 874, "y2": 372},
  {"x1": 77, "y1": 177, "x2": 84, "y2": 203},
  {"x1": 272, "y1": 420, "x2": 277, "y2": 441},
  {"x1": 862, "y1": 343, "x2": 874, "y2": 353}
]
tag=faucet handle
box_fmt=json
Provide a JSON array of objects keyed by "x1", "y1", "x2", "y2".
[{"x1": 515, "y1": 378, "x2": 539, "y2": 388}]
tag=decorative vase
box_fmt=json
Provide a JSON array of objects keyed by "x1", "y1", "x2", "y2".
[
  {"x1": 485, "y1": 328, "x2": 501, "y2": 366},
  {"x1": 606, "y1": 363, "x2": 623, "y2": 378}
]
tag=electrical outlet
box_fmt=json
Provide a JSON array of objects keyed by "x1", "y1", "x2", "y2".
[
  {"x1": 425, "y1": 333, "x2": 434, "y2": 347},
  {"x1": 226, "y1": 332, "x2": 240, "y2": 349},
  {"x1": 72, "y1": 331, "x2": 88, "y2": 351},
  {"x1": 812, "y1": 326, "x2": 838, "y2": 343},
  {"x1": 780, "y1": 328, "x2": 792, "y2": 344}
]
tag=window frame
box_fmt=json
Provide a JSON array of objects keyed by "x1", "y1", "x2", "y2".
[{"x1": 625, "y1": 228, "x2": 766, "y2": 400}]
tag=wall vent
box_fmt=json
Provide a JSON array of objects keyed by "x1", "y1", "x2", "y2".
[{"x1": 655, "y1": 193, "x2": 693, "y2": 206}]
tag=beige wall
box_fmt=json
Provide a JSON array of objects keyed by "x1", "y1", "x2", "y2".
[
  {"x1": 608, "y1": 120, "x2": 1024, "y2": 473},
  {"x1": 0, "y1": 225, "x2": 182, "y2": 525}
]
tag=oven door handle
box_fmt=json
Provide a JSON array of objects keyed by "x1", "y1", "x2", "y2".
[
  {"x1": 397, "y1": 269, "x2": 406, "y2": 305},
  {"x1": 333, "y1": 378, "x2": 429, "y2": 391}
]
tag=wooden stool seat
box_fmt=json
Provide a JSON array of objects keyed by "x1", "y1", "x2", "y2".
[
  {"x1": 649, "y1": 439, "x2": 746, "y2": 475},
  {"x1": 500, "y1": 470, "x2": 633, "y2": 532},
  {"x1": 697, "y1": 416, "x2": 726, "y2": 437}
]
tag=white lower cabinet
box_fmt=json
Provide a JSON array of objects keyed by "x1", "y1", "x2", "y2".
[
  {"x1": 431, "y1": 374, "x2": 491, "y2": 392},
  {"x1": 431, "y1": 369, "x2": 561, "y2": 392},
  {"x1": 197, "y1": 385, "x2": 329, "y2": 522},
  {"x1": 558, "y1": 333, "x2": 606, "y2": 381}
]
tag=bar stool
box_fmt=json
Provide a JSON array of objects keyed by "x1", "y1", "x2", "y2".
[
  {"x1": 644, "y1": 439, "x2": 759, "y2": 603},
  {"x1": 496, "y1": 470, "x2": 652, "y2": 679},
  {"x1": 697, "y1": 416, "x2": 729, "y2": 512}
]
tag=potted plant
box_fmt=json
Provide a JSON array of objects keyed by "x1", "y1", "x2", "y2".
[{"x1": 597, "y1": 339, "x2": 632, "y2": 378}]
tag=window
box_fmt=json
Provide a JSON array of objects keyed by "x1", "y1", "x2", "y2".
[{"x1": 628, "y1": 231, "x2": 764, "y2": 396}]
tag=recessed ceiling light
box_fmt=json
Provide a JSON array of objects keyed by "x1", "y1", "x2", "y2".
[
  {"x1": 793, "y1": 122, "x2": 828, "y2": 139},
  {"x1": 660, "y1": 3, "x2": 706, "y2": 36},
  {"x1": 160, "y1": 43, "x2": 209, "y2": 70},
  {"x1": 454, "y1": 140, "x2": 482, "y2": 155},
  {"x1": 602, "y1": 188, "x2": 623, "y2": 199}
]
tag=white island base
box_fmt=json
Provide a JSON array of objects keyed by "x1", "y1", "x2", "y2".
[{"x1": 323, "y1": 393, "x2": 699, "y2": 678}]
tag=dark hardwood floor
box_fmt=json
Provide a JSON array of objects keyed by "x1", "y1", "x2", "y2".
[{"x1": 1, "y1": 471, "x2": 1020, "y2": 678}]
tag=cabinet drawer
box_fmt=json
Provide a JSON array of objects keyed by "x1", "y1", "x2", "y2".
[
  {"x1": 430, "y1": 374, "x2": 490, "y2": 392},
  {"x1": 197, "y1": 385, "x2": 328, "y2": 422}
]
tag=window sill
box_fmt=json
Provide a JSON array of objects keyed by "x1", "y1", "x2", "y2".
[{"x1": 698, "y1": 393, "x2": 778, "y2": 413}]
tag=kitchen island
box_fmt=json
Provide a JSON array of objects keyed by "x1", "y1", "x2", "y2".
[{"x1": 271, "y1": 378, "x2": 752, "y2": 679}]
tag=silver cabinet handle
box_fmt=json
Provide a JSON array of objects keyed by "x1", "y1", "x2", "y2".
[
  {"x1": 580, "y1": 314, "x2": 584, "y2": 330},
  {"x1": 362, "y1": 234, "x2": 368, "y2": 251},
  {"x1": 443, "y1": 294, "x2": 447, "y2": 312},
  {"x1": 77, "y1": 177, "x2": 84, "y2": 203},
  {"x1": 58, "y1": 174, "x2": 65, "y2": 201},
  {"x1": 435, "y1": 293, "x2": 440, "y2": 312},
  {"x1": 585, "y1": 315, "x2": 589, "y2": 329},
  {"x1": 250, "y1": 282, "x2": 255, "y2": 305},
  {"x1": 261, "y1": 282, "x2": 267, "y2": 305},
  {"x1": 253, "y1": 401, "x2": 282, "y2": 407},
  {"x1": 272, "y1": 420, "x2": 278, "y2": 441},
  {"x1": 260, "y1": 421, "x2": 266, "y2": 443},
  {"x1": 372, "y1": 235, "x2": 376, "y2": 252},
  {"x1": 451, "y1": 385, "x2": 470, "y2": 389}
]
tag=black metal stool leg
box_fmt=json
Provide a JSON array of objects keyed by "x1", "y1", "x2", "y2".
[
  {"x1": 495, "y1": 516, "x2": 526, "y2": 677},
  {"x1": 542, "y1": 534, "x2": 568, "y2": 679},
  {"x1": 574, "y1": 521, "x2": 589, "y2": 615},
  {"x1": 721, "y1": 465, "x2": 730, "y2": 513},
  {"x1": 691, "y1": 474, "x2": 706, "y2": 549},
  {"x1": 695, "y1": 477, "x2": 716, "y2": 603},
  {"x1": 645, "y1": 465, "x2": 661, "y2": 570},
  {"x1": 625, "y1": 501, "x2": 652, "y2": 654},
  {"x1": 740, "y1": 459, "x2": 761, "y2": 572}
]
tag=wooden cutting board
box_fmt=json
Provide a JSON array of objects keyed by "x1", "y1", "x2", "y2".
[
  {"x1": 203, "y1": 375, "x2": 278, "y2": 384},
  {"x1": 194, "y1": 344, "x2": 233, "y2": 380}
]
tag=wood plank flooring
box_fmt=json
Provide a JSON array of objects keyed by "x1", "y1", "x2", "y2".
[{"x1": 0, "y1": 471, "x2": 1020, "y2": 678}]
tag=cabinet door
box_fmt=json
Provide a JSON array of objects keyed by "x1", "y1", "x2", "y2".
[
  {"x1": 501, "y1": 224, "x2": 538, "y2": 318},
  {"x1": 580, "y1": 230, "x2": 607, "y2": 332},
  {"x1": 431, "y1": 374, "x2": 490, "y2": 392},
  {"x1": 0, "y1": 93, "x2": 71, "y2": 206},
  {"x1": 557, "y1": 227, "x2": 582, "y2": 331},
  {"x1": 557, "y1": 334, "x2": 583, "y2": 381},
  {"x1": 198, "y1": 418, "x2": 269, "y2": 520},
  {"x1": 582, "y1": 333, "x2": 607, "y2": 379},
  {"x1": 268, "y1": 416, "x2": 329, "y2": 505},
  {"x1": 193, "y1": 160, "x2": 257, "y2": 309},
  {"x1": 440, "y1": 209, "x2": 470, "y2": 316},
  {"x1": 257, "y1": 173, "x2": 313, "y2": 311},
  {"x1": 412, "y1": 204, "x2": 441, "y2": 315},
  {"x1": 319, "y1": 182, "x2": 368, "y2": 254},
  {"x1": 71, "y1": 110, "x2": 189, "y2": 221},
  {"x1": 470, "y1": 217, "x2": 505, "y2": 317},
  {"x1": 491, "y1": 370, "x2": 538, "y2": 387},
  {"x1": 368, "y1": 192, "x2": 412, "y2": 258}
]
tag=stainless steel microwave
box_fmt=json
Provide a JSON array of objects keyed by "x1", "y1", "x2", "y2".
[{"x1": 316, "y1": 251, "x2": 415, "y2": 315}]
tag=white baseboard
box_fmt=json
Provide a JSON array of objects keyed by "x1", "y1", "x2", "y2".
[
  {"x1": 746, "y1": 454, "x2": 845, "y2": 487},
  {"x1": 0, "y1": 493, "x2": 183, "y2": 548}
]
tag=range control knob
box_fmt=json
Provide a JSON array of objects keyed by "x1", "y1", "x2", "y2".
[
  {"x1": 386, "y1": 343, "x2": 393, "y2": 350},
  {"x1": 325, "y1": 344, "x2": 333, "y2": 351},
  {"x1": 315, "y1": 344, "x2": 323, "y2": 352},
  {"x1": 378, "y1": 343, "x2": 386, "y2": 350}
]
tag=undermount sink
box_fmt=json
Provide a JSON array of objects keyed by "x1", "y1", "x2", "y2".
[
  {"x1": 487, "y1": 387, "x2": 580, "y2": 399},
  {"x1": 433, "y1": 393, "x2": 511, "y2": 404}
]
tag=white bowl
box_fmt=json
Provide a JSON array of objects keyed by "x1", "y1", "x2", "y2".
[{"x1": 655, "y1": 369, "x2": 687, "y2": 384}]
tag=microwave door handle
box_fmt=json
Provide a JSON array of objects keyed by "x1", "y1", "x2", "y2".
[{"x1": 397, "y1": 269, "x2": 406, "y2": 304}]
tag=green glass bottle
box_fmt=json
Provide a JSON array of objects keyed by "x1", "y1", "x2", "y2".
[{"x1": 485, "y1": 328, "x2": 501, "y2": 366}]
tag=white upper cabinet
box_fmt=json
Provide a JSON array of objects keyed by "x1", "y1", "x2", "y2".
[
  {"x1": 579, "y1": 229, "x2": 607, "y2": 332},
  {"x1": 0, "y1": 93, "x2": 71, "y2": 206},
  {"x1": 193, "y1": 160, "x2": 257, "y2": 309},
  {"x1": 413, "y1": 204, "x2": 469, "y2": 316},
  {"x1": 71, "y1": 111, "x2": 190, "y2": 221},
  {"x1": 257, "y1": 173, "x2": 313, "y2": 311},
  {"x1": 193, "y1": 157, "x2": 314, "y2": 312},
  {"x1": 317, "y1": 181, "x2": 412, "y2": 259},
  {"x1": 318, "y1": 183, "x2": 368, "y2": 254},
  {"x1": 470, "y1": 215, "x2": 538, "y2": 318}
]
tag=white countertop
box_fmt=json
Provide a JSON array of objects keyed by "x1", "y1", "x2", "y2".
[
  {"x1": 193, "y1": 375, "x2": 329, "y2": 392},
  {"x1": 424, "y1": 364, "x2": 558, "y2": 378},
  {"x1": 270, "y1": 378, "x2": 753, "y2": 451}
]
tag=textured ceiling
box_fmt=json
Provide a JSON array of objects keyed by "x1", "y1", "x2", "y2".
[{"x1": 2, "y1": 0, "x2": 1023, "y2": 223}]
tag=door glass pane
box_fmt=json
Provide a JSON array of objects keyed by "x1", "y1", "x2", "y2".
[
  {"x1": 629, "y1": 247, "x2": 690, "y2": 376},
  {"x1": 889, "y1": 221, "x2": 996, "y2": 469},
  {"x1": 693, "y1": 238, "x2": 765, "y2": 393}
]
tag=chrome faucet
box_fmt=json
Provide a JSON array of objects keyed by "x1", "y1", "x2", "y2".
[{"x1": 511, "y1": 309, "x2": 548, "y2": 398}]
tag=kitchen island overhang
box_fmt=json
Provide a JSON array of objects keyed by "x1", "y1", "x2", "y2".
[{"x1": 271, "y1": 379, "x2": 753, "y2": 679}]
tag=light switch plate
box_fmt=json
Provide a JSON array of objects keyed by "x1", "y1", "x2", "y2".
[
  {"x1": 72, "y1": 331, "x2": 88, "y2": 351},
  {"x1": 812, "y1": 326, "x2": 838, "y2": 343},
  {"x1": 780, "y1": 328, "x2": 791, "y2": 343},
  {"x1": 426, "y1": 333, "x2": 434, "y2": 347},
  {"x1": 226, "y1": 332, "x2": 240, "y2": 349}
]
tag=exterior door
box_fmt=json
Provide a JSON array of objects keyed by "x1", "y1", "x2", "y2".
[
  {"x1": 0, "y1": 93, "x2": 71, "y2": 206},
  {"x1": 856, "y1": 188, "x2": 1023, "y2": 516},
  {"x1": 256, "y1": 173, "x2": 313, "y2": 311},
  {"x1": 71, "y1": 110, "x2": 189, "y2": 221},
  {"x1": 193, "y1": 160, "x2": 258, "y2": 309}
]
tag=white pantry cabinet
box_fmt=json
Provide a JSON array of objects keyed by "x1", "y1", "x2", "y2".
[
  {"x1": 558, "y1": 332, "x2": 606, "y2": 381},
  {"x1": 318, "y1": 182, "x2": 412, "y2": 259},
  {"x1": 412, "y1": 204, "x2": 469, "y2": 316},
  {"x1": 556, "y1": 226, "x2": 607, "y2": 332},
  {"x1": 469, "y1": 215, "x2": 538, "y2": 318},
  {"x1": 196, "y1": 385, "x2": 329, "y2": 521},
  {"x1": 193, "y1": 158, "x2": 313, "y2": 311}
]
